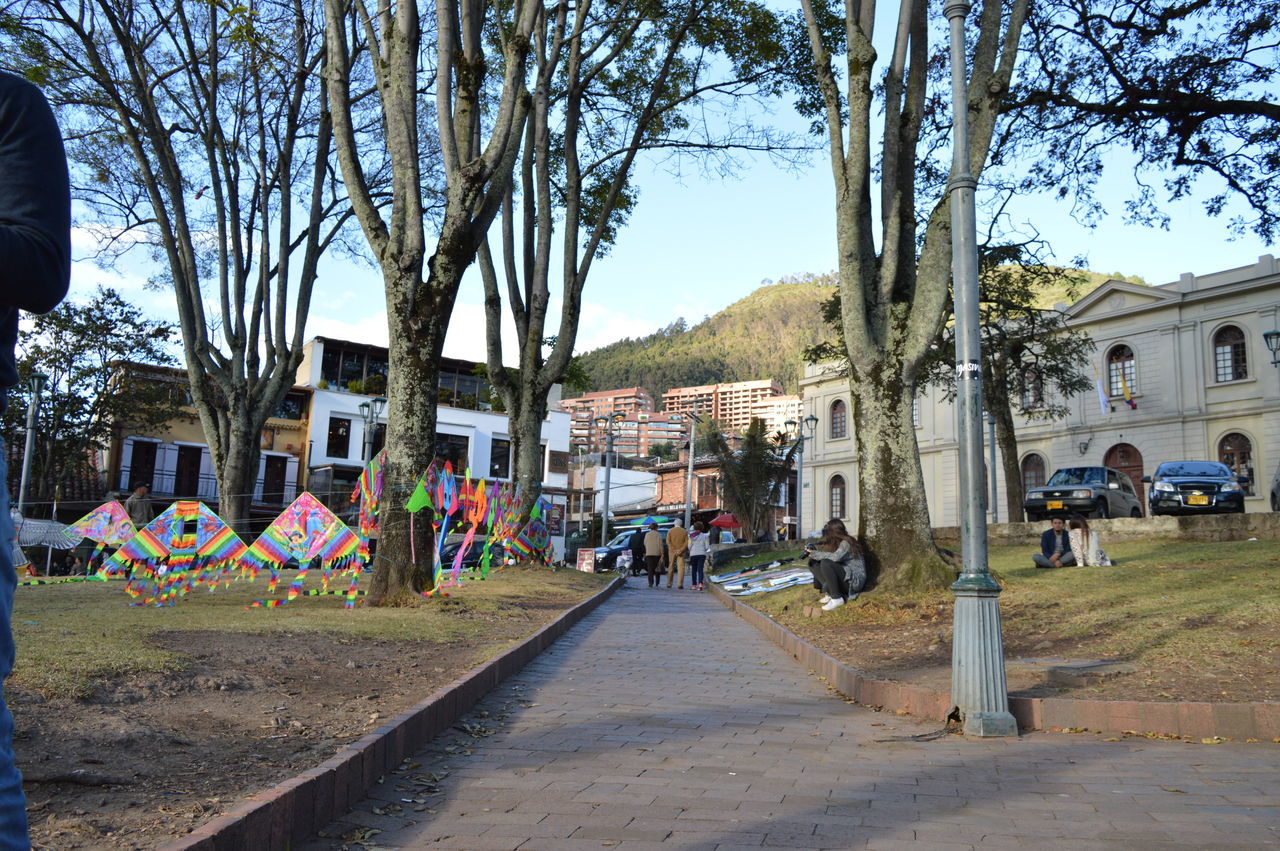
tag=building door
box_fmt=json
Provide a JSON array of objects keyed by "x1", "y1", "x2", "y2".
[
  {"x1": 127, "y1": 440, "x2": 158, "y2": 491},
  {"x1": 1104, "y1": 442, "x2": 1144, "y2": 513},
  {"x1": 174, "y1": 446, "x2": 203, "y2": 497},
  {"x1": 262, "y1": 455, "x2": 288, "y2": 505}
]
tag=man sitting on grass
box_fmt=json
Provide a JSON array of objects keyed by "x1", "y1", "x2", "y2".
[{"x1": 1032, "y1": 516, "x2": 1076, "y2": 569}]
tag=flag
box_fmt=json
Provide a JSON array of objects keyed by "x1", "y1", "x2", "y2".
[
  {"x1": 1118, "y1": 370, "x2": 1137, "y2": 409},
  {"x1": 1093, "y1": 367, "x2": 1110, "y2": 415}
]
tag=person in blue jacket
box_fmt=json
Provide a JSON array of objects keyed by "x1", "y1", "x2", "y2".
[
  {"x1": 0, "y1": 69, "x2": 72, "y2": 848},
  {"x1": 1032, "y1": 516, "x2": 1076, "y2": 569}
]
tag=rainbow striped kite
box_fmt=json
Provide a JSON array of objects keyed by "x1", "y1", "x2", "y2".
[
  {"x1": 104, "y1": 501, "x2": 247, "y2": 606},
  {"x1": 242, "y1": 492, "x2": 363, "y2": 608}
]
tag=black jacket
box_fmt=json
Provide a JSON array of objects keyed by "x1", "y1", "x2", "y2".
[
  {"x1": 1040, "y1": 528, "x2": 1069, "y2": 559},
  {"x1": 0, "y1": 71, "x2": 71, "y2": 405}
]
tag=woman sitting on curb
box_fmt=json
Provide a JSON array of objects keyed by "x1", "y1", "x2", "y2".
[
  {"x1": 805, "y1": 519, "x2": 867, "y2": 611},
  {"x1": 1068, "y1": 515, "x2": 1112, "y2": 567}
]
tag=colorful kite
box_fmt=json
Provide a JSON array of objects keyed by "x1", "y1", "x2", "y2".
[
  {"x1": 350, "y1": 450, "x2": 386, "y2": 561},
  {"x1": 242, "y1": 492, "x2": 362, "y2": 608},
  {"x1": 66, "y1": 501, "x2": 137, "y2": 559},
  {"x1": 104, "y1": 501, "x2": 247, "y2": 606}
]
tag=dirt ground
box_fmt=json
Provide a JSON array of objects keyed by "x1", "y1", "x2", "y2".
[
  {"x1": 780, "y1": 600, "x2": 1280, "y2": 705},
  {"x1": 13, "y1": 591, "x2": 593, "y2": 850}
]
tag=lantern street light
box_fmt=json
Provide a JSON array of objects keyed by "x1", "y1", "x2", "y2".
[
  {"x1": 1264, "y1": 329, "x2": 1280, "y2": 366},
  {"x1": 785, "y1": 414, "x2": 819, "y2": 541},
  {"x1": 358, "y1": 396, "x2": 388, "y2": 464},
  {"x1": 944, "y1": 0, "x2": 1016, "y2": 737},
  {"x1": 594, "y1": 413, "x2": 625, "y2": 546},
  {"x1": 17, "y1": 372, "x2": 48, "y2": 516}
]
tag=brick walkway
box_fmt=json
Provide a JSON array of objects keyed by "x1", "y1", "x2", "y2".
[{"x1": 301, "y1": 584, "x2": 1280, "y2": 849}]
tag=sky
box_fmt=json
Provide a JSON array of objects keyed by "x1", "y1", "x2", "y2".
[{"x1": 65, "y1": 100, "x2": 1275, "y2": 370}]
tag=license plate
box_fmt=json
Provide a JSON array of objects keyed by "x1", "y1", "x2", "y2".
[
  {"x1": 1047, "y1": 500, "x2": 1064, "y2": 510},
  {"x1": 1187, "y1": 494, "x2": 1209, "y2": 506}
]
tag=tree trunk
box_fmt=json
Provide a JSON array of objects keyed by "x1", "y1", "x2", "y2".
[
  {"x1": 509, "y1": 384, "x2": 548, "y2": 521},
  {"x1": 214, "y1": 429, "x2": 261, "y2": 537},
  {"x1": 365, "y1": 268, "x2": 452, "y2": 607},
  {"x1": 992, "y1": 404, "x2": 1024, "y2": 523},
  {"x1": 849, "y1": 362, "x2": 954, "y2": 591}
]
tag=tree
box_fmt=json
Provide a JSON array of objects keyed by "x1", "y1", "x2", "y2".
[
  {"x1": 2, "y1": 288, "x2": 183, "y2": 515},
  {"x1": 478, "y1": 0, "x2": 794, "y2": 520},
  {"x1": 919, "y1": 252, "x2": 1096, "y2": 520},
  {"x1": 8, "y1": 1, "x2": 348, "y2": 532},
  {"x1": 707, "y1": 418, "x2": 796, "y2": 543},
  {"x1": 796, "y1": 0, "x2": 1029, "y2": 589},
  {"x1": 648, "y1": 441, "x2": 677, "y2": 462},
  {"x1": 1012, "y1": 0, "x2": 1280, "y2": 242},
  {"x1": 322, "y1": 0, "x2": 539, "y2": 604}
]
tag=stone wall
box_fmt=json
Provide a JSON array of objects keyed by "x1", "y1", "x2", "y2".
[{"x1": 933, "y1": 512, "x2": 1280, "y2": 548}]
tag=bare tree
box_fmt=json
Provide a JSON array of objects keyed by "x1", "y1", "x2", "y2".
[
  {"x1": 477, "y1": 0, "x2": 795, "y2": 518},
  {"x1": 797, "y1": 0, "x2": 1029, "y2": 589},
  {"x1": 10, "y1": 0, "x2": 348, "y2": 531},
  {"x1": 322, "y1": 0, "x2": 538, "y2": 604}
]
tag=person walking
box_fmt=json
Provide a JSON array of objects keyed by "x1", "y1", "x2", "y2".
[
  {"x1": 627, "y1": 526, "x2": 646, "y2": 577},
  {"x1": 688, "y1": 521, "x2": 710, "y2": 590},
  {"x1": 1, "y1": 68, "x2": 72, "y2": 848},
  {"x1": 642, "y1": 522, "x2": 663, "y2": 588},
  {"x1": 804, "y1": 519, "x2": 866, "y2": 611},
  {"x1": 665, "y1": 518, "x2": 689, "y2": 589},
  {"x1": 125, "y1": 482, "x2": 154, "y2": 529}
]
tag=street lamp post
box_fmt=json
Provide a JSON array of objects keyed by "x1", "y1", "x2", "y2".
[
  {"x1": 987, "y1": 411, "x2": 999, "y2": 525},
  {"x1": 682, "y1": 404, "x2": 700, "y2": 530},
  {"x1": 17, "y1": 372, "x2": 48, "y2": 516},
  {"x1": 358, "y1": 396, "x2": 388, "y2": 464},
  {"x1": 944, "y1": 0, "x2": 1017, "y2": 737},
  {"x1": 1264, "y1": 329, "x2": 1280, "y2": 366},
  {"x1": 785, "y1": 414, "x2": 819, "y2": 541},
  {"x1": 595, "y1": 413, "x2": 623, "y2": 546}
]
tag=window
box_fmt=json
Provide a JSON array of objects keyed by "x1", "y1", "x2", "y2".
[
  {"x1": 697, "y1": 476, "x2": 718, "y2": 499},
  {"x1": 830, "y1": 399, "x2": 848, "y2": 439},
  {"x1": 434, "y1": 433, "x2": 470, "y2": 469},
  {"x1": 273, "y1": 390, "x2": 309, "y2": 420},
  {"x1": 371, "y1": 423, "x2": 386, "y2": 455},
  {"x1": 327, "y1": 417, "x2": 352, "y2": 458},
  {"x1": 490, "y1": 438, "x2": 511, "y2": 479},
  {"x1": 1020, "y1": 368, "x2": 1045, "y2": 410},
  {"x1": 1107, "y1": 345, "x2": 1136, "y2": 398},
  {"x1": 829, "y1": 475, "x2": 847, "y2": 520},
  {"x1": 1218, "y1": 432, "x2": 1255, "y2": 496},
  {"x1": 548, "y1": 450, "x2": 570, "y2": 474},
  {"x1": 1213, "y1": 326, "x2": 1248, "y2": 382},
  {"x1": 1021, "y1": 454, "x2": 1046, "y2": 492}
]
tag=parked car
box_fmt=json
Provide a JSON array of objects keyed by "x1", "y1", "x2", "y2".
[
  {"x1": 439, "y1": 535, "x2": 489, "y2": 570},
  {"x1": 594, "y1": 526, "x2": 671, "y2": 575},
  {"x1": 1143, "y1": 461, "x2": 1247, "y2": 516},
  {"x1": 1023, "y1": 466, "x2": 1143, "y2": 521}
]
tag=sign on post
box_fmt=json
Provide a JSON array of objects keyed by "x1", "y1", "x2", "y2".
[{"x1": 575, "y1": 548, "x2": 596, "y2": 573}]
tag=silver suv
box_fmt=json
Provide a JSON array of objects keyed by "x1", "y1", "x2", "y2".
[{"x1": 1024, "y1": 466, "x2": 1143, "y2": 521}]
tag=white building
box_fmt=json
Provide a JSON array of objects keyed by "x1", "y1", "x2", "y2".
[
  {"x1": 799, "y1": 256, "x2": 1280, "y2": 528},
  {"x1": 297, "y1": 337, "x2": 572, "y2": 558}
]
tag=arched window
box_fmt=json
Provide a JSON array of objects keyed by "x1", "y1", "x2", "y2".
[
  {"x1": 1213, "y1": 325, "x2": 1248, "y2": 382},
  {"x1": 1021, "y1": 453, "x2": 1046, "y2": 492},
  {"x1": 1218, "y1": 432, "x2": 1255, "y2": 496},
  {"x1": 1107, "y1": 344, "x2": 1137, "y2": 398},
  {"x1": 830, "y1": 475, "x2": 847, "y2": 520},
  {"x1": 1020, "y1": 368, "x2": 1045, "y2": 410},
  {"x1": 830, "y1": 399, "x2": 848, "y2": 439}
]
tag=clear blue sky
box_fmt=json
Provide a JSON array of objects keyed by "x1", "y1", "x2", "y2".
[{"x1": 67, "y1": 119, "x2": 1275, "y2": 366}]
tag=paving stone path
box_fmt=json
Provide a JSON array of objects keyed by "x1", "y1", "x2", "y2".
[{"x1": 302, "y1": 584, "x2": 1280, "y2": 849}]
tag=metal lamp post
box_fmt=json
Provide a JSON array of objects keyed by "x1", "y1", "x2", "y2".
[
  {"x1": 682, "y1": 404, "x2": 701, "y2": 530},
  {"x1": 987, "y1": 411, "x2": 998, "y2": 525},
  {"x1": 358, "y1": 396, "x2": 388, "y2": 463},
  {"x1": 595, "y1": 413, "x2": 623, "y2": 546},
  {"x1": 17, "y1": 372, "x2": 48, "y2": 516},
  {"x1": 785, "y1": 414, "x2": 819, "y2": 541},
  {"x1": 944, "y1": 0, "x2": 1017, "y2": 737}
]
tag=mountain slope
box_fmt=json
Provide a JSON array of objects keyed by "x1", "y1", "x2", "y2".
[{"x1": 571, "y1": 268, "x2": 1143, "y2": 400}]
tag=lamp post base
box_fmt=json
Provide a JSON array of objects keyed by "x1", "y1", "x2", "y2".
[{"x1": 951, "y1": 587, "x2": 1018, "y2": 738}]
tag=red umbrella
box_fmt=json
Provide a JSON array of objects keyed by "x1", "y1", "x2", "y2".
[{"x1": 709, "y1": 513, "x2": 740, "y2": 528}]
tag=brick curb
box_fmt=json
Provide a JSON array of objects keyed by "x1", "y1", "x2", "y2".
[
  {"x1": 162, "y1": 575, "x2": 623, "y2": 851},
  {"x1": 710, "y1": 582, "x2": 1280, "y2": 741}
]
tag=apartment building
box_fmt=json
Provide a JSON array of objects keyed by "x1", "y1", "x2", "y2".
[
  {"x1": 559, "y1": 387, "x2": 655, "y2": 418},
  {"x1": 750, "y1": 394, "x2": 802, "y2": 436},
  {"x1": 568, "y1": 409, "x2": 688, "y2": 456},
  {"x1": 798, "y1": 255, "x2": 1280, "y2": 529},
  {"x1": 662, "y1": 379, "x2": 784, "y2": 432}
]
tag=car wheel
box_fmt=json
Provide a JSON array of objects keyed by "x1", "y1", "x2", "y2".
[
  {"x1": 1025, "y1": 512, "x2": 1041, "y2": 523},
  {"x1": 1129, "y1": 508, "x2": 1142, "y2": 518},
  {"x1": 1272, "y1": 493, "x2": 1279, "y2": 512},
  {"x1": 1095, "y1": 500, "x2": 1109, "y2": 519}
]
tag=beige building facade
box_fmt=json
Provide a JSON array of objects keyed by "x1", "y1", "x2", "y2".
[
  {"x1": 799, "y1": 255, "x2": 1280, "y2": 531},
  {"x1": 662, "y1": 379, "x2": 784, "y2": 432}
]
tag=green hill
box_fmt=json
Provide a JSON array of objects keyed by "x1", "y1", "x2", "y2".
[
  {"x1": 572, "y1": 273, "x2": 836, "y2": 398},
  {"x1": 571, "y1": 268, "x2": 1144, "y2": 400}
]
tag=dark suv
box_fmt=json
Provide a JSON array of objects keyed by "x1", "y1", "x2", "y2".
[
  {"x1": 1142, "y1": 461, "x2": 1247, "y2": 516},
  {"x1": 1024, "y1": 466, "x2": 1143, "y2": 521}
]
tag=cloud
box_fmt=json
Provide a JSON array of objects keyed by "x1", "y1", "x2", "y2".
[
  {"x1": 572, "y1": 302, "x2": 662, "y2": 352},
  {"x1": 307, "y1": 312, "x2": 390, "y2": 349}
]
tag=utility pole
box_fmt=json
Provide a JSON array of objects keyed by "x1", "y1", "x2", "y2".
[
  {"x1": 945, "y1": 0, "x2": 1016, "y2": 737},
  {"x1": 683, "y1": 403, "x2": 698, "y2": 530},
  {"x1": 596, "y1": 414, "x2": 622, "y2": 546}
]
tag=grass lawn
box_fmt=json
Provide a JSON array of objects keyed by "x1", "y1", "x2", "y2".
[
  {"x1": 717, "y1": 538, "x2": 1280, "y2": 702},
  {"x1": 12, "y1": 565, "x2": 610, "y2": 699}
]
